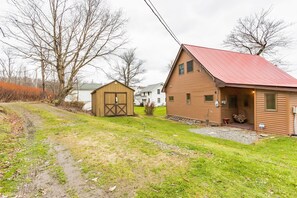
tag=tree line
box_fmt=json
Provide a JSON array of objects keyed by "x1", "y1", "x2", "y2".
[{"x1": 0, "y1": 0, "x2": 292, "y2": 105}]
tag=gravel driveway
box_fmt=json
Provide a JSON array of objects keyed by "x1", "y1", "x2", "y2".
[{"x1": 189, "y1": 127, "x2": 260, "y2": 144}]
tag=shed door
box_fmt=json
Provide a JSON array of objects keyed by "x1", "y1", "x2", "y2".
[{"x1": 104, "y1": 92, "x2": 127, "y2": 116}]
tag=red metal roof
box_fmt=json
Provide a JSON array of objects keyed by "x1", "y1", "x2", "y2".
[{"x1": 183, "y1": 44, "x2": 297, "y2": 88}]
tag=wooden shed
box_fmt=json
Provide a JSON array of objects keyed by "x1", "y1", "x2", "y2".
[{"x1": 91, "y1": 80, "x2": 134, "y2": 116}]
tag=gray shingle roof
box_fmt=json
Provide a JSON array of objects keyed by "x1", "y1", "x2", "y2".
[
  {"x1": 141, "y1": 82, "x2": 163, "y2": 93},
  {"x1": 78, "y1": 83, "x2": 102, "y2": 90}
]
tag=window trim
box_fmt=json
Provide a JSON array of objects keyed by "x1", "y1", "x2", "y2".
[
  {"x1": 187, "y1": 60, "x2": 194, "y2": 73},
  {"x1": 265, "y1": 93, "x2": 277, "y2": 111},
  {"x1": 204, "y1": 95, "x2": 214, "y2": 102},
  {"x1": 178, "y1": 63, "x2": 184, "y2": 75}
]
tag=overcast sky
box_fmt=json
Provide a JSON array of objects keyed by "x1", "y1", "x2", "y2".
[{"x1": 1, "y1": 0, "x2": 297, "y2": 86}]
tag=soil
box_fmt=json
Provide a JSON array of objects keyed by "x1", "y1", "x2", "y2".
[{"x1": 2, "y1": 103, "x2": 107, "y2": 198}]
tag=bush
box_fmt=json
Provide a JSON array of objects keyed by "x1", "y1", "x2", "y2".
[
  {"x1": 144, "y1": 102, "x2": 155, "y2": 116},
  {"x1": 0, "y1": 81, "x2": 51, "y2": 102}
]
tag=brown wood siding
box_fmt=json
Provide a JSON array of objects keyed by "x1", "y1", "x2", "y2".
[
  {"x1": 165, "y1": 49, "x2": 221, "y2": 124},
  {"x1": 221, "y1": 88, "x2": 254, "y2": 124},
  {"x1": 288, "y1": 93, "x2": 297, "y2": 135},
  {"x1": 92, "y1": 81, "x2": 134, "y2": 116},
  {"x1": 255, "y1": 90, "x2": 289, "y2": 135}
]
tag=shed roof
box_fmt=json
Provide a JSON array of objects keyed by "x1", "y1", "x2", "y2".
[
  {"x1": 164, "y1": 44, "x2": 297, "y2": 90},
  {"x1": 91, "y1": 80, "x2": 134, "y2": 94}
]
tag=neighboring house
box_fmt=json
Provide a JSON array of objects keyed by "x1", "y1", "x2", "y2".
[
  {"x1": 132, "y1": 86, "x2": 145, "y2": 106},
  {"x1": 140, "y1": 83, "x2": 166, "y2": 106},
  {"x1": 163, "y1": 44, "x2": 297, "y2": 135},
  {"x1": 66, "y1": 83, "x2": 102, "y2": 103},
  {"x1": 91, "y1": 80, "x2": 134, "y2": 116}
]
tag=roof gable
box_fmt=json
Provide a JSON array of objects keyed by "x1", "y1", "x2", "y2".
[{"x1": 91, "y1": 80, "x2": 134, "y2": 94}]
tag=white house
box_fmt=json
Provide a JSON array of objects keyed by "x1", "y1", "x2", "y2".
[
  {"x1": 66, "y1": 83, "x2": 102, "y2": 103},
  {"x1": 133, "y1": 86, "x2": 145, "y2": 106},
  {"x1": 140, "y1": 82, "x2": 166, "y2": 106}
]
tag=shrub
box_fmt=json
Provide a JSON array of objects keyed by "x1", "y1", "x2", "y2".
[
  {"x1": 0, "y1": 81, "x2": 51, "y2": 102},
  {"x1": 144, "y1": 102, "x2": 155, "y2": 116}
]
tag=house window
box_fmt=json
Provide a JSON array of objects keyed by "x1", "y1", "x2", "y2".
[
  {"x1": 186, "y1": 93, "x2": 191, "y2": 104},
  {"x1": 265, "y1": 93, "x2": 276, "y2": 111},
  {"x1": 157, "y1": 89, "x2": 160, "y2": 94},
  {"x1": 244, "y1": 95, "x2": 249, "y2": 107},
  {"x1": 179, "y1": 64, "x2": 184, "y2": 75},
  {"x1": 169, "y1": 96, "x2": 174, "y2": 102},
  {"x1": 157, "y1": 98, "x2": 161, "y2": 103},
  {"x1": 229, "y1": 95, "x2": 237, "y2": 108},
  {"x1": 204, "y1": 95, "x2": 213, "y2": 102},
  {"x1": 148, "y1": 92, "x2": 150, "y2": 96},
  {"x1": 187, "y1": 60, "x2": 193, "y2": 73}
]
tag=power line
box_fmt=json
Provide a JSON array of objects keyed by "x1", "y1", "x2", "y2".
[
  {"x1": 144, "y1": 0, "x2": 181, "y2": 46},
  {"x1": 144, "y1": 0, "x2": 180, "y2": 45}
]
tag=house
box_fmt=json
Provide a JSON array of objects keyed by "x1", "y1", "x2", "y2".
[
  {"x1": 140, "y1": 82, "x2": 166, "y2": 106},
  {"x1": 66, "y1": 83, "x2": 102, "y2": 103},
  {"x1": 163, "y1": 44, "x2": 297, "y2": 135},
  {"x1": 132, "y1": 86, "x2": 145, "y2": 106},
  {"x1": 91, "y1": 80, "x2": 134, "y2": 116}
]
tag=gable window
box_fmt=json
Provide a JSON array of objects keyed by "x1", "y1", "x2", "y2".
[
  {"x1": 179, "y1": 64, "x2": 184, "y2": 75},
  {"x1": 265, "y1": 93, "x2": 276, "y2": 111},
  {"x1": 204, "y1": 95, "x2": 213, "y2": 102},
  {"x1": 187, "y1": 60, "x2": 193, "y2": 73},
  {"x1": 157, "y1": 98, "x2": 161, "y2": 103},
  {"x1": 157, "y1": 89, "x2": 160, "y2": 94},
  {"x1": 186, "y1": 93, "x2": 191, "y2": 104},
  {"x1": 169, "y1": 96, "x2": 174, "y2": 102}
]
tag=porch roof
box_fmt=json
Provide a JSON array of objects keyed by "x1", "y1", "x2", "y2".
[{"x1": 183, "y1": 44, "x2": 297, "y2": 89}]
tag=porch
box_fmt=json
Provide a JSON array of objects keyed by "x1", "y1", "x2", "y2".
[{"x1": 220, "y1": 87, "x2": 255, "y2": 130}]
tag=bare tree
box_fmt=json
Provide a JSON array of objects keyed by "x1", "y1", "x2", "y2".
[
  {"x1": 223, "y1": 8, "x2": 292, "y2": 64},
  {"x1": 2, "y1": 0, "x2": 126, "y2": 104},
  {"x1": 0, "y1": 48, "x2": 16, "y2": 82},
  {"x1": 105, "y1": 48, "x2": 145, "y2": 86},
  {"x1": 166, "y1": 60, "x2": 174, "y2": 72}
]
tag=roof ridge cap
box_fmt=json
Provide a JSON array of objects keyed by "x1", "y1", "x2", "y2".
[{"x1": 183, "y1": 43, "x2": 261, "y2": 57}]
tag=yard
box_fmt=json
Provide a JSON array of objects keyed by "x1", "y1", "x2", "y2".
[{"x1": 0, "y1": 103, "x2": 297, "y2": 197}]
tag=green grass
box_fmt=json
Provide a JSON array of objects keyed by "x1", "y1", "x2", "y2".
[
  {"x1": 0, "y1": 104, "x2": 68, "y2": 196},
  {"x1": 2, "y1": 104, "x2": 297, "y2": 197},
  {"x1": 0, "y1": 108, "x2": 29, "y2": 195}
]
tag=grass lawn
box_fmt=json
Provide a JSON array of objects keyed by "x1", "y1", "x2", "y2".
[{"x1": 1, "y1": 103, "x2": 297, "y2": 197}]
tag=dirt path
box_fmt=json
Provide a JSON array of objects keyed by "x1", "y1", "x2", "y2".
[{"x1": 3, "y1": 103, "x2": 107, "y2": 198}]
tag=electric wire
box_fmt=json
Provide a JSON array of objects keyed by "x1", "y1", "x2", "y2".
[{"x1": 144, "y1": 0, "x2": 181, "y2": 45}]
